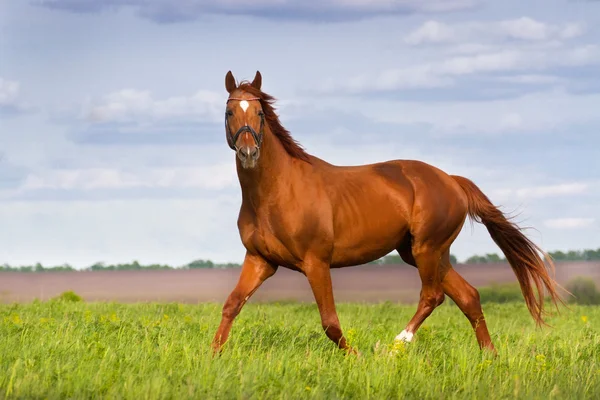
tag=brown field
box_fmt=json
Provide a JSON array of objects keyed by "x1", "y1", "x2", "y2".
[{"x1": 1, "y1": 261, "x2": 599, "y2": 304}]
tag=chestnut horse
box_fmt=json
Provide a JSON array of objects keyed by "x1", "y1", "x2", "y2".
[{"x1": 211, "y1": 70, "x2": 562, "y2": 355}]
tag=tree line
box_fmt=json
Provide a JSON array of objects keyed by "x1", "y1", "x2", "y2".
[
  {"x1": 1, "y1": 248, "x2": 599, "y2": 273},
  {"x1": 459, "y1": 248, "x2": 600, "y2": 264},
  {"x1": 0, "y1": 259, "x2": 241, "y2": 273}
]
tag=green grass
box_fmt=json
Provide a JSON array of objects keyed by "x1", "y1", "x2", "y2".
[{"x1": 0, "y1": 300, "x2": 598, "y2": 399}]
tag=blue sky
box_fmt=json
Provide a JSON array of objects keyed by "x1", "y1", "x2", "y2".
[{"x1": 1, "y1": 0, "x2": 599, "y2": 268}]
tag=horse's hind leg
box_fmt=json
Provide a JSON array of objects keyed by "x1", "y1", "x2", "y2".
[
  {"x1": 441, "y1": 255, "x2": 496, "y2": 352},
  {"x1": 394, "y1": 244, "x2": 447, "y2": 343}
]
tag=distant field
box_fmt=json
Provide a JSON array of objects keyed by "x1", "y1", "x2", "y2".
[
  {"x1": 1, "y1": 300, "x2": 598, "y2": 399},
  {"x1": 1, "y1": 261, "x2": 599, "y2": 304}
]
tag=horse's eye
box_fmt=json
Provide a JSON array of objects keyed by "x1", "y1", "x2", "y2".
[
  {"x1": 257, "y1": 110, "x2": 264, "y2": 116},
  {"x1": 226, "y1": 110, "x2": 233, "y2": 116}
]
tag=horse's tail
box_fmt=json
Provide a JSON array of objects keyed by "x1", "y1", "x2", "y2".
[{"x1": 451, "y1": 175, "x2": 564, "y2": 326}]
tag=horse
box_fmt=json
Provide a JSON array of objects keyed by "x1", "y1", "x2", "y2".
[{"x1": 211, "y1": 70, "x2": 563, "y2": 355}]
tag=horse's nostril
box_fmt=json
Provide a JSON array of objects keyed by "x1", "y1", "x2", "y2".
[{"x1": 237, "y1": 147, "x2": 258, "y2": 161}]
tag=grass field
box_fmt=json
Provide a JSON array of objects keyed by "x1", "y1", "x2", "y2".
[{"x1": 1, "y1": 298, "x2": 599, "y2": 399}]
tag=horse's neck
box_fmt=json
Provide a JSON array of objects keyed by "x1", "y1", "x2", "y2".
[{"x1": 236, "y1": 133, "x2": 293, "y2": 209}]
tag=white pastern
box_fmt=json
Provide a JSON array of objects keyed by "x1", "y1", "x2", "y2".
[
  {"x1": 239, "y1": 100, "x2": 249, "y2": 112},
  {"x1": 394, "y1": 330, "x2": 414, "y2": 343}
]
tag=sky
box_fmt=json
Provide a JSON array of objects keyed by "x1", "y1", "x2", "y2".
[{"x1": 1, "y1": 0, "x2": 599, "y2": 268}]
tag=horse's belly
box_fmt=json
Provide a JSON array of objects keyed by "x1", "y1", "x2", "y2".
[{"x1": 330, "y1": 217, "x2": 410, "y2": 268}]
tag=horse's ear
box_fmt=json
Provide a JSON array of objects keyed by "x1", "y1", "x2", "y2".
[
  {"x1": 251, "y1": 71, "x2": 262, "y2": 90},
  {"x1": 225, "y1": 71, "x2": 237, "y2": 93}
]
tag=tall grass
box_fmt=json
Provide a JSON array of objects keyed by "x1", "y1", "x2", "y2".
[{"x1": 1, "y1": 299, "x2": 598, "y2": 399}]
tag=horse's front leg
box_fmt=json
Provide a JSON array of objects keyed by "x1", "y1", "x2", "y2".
[
  {"x1": 303, "y1": 257, "x2": 356, "y2": 354},
  {"x1": 211, "y1": 252, "x2": 277, "y2": 354}
]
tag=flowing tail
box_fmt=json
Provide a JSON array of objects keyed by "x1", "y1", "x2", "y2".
[{"x1": 451, "y1": 175, "x2": 564, "y2": 326}]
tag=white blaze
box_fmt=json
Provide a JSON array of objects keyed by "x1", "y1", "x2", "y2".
[{"x1": 239, "y1": 100, "x2": 249, "y2": 112}]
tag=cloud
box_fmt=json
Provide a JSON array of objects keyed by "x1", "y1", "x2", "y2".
[
  {"x1": 404, "y1": 17, "x2": 586, "y2": 45},
  {"x1": 65, "y1": 88, "x2": 226, "y2": 146},
  {"x1": 31, "y1": 0, "x2": 479, "y2": 23},
  {"x1": 281, "y1": 105, "x2": 433, "y2": 145},
  {"x1": 359, "y1": 88, "x2": 600, "y2": 135},
  {"x1": 317, "y1": 66, "x2": 454, "y2": 93},
  {"x1": 312, "y1": 17, "x2": 596, "y2": 96},
  {"x1": 493, "y1": 182, "x2": 591, "y2": 200},
  {"x1": 543, "y1": 218, "x2": 596, "y2": 229},
  {"x1": 0, "y1": 78, "x2": 30, "y2": 115},
  {"x1": 320, "y1": 44, "x2": 600, "y2": 94},
  {"x1": 0, "y1": 79, "x2": 20, "y2": 107},
  {"x1": 0, "y1": 196, "x2": 245, "y2": 267},
  {"x1": 425, "y1": 45, "x2": 598, "y2": 76},
  {"x1": 17, "y1": 164, "x2": 237, "y2": 192},
  {"x1": 495, "y1": 74, "x2": 565, "y2": 85},
  {"x1": 84, "y1": 88, "x2": 223, "y2": 124},
  {"x1": 0, "y1": 158, "x2": 29, "y2": 190},
  {"x1": 69, "y1": 122, "x2": 223, "y2": 146},
  {"x1": 516, "y1": 183, "x2": 591, "y2": 198}
]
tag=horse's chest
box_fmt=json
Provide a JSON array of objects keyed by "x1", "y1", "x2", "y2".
[{"x1": 240, "y1": 220, "x2": 301, "y2": 267}]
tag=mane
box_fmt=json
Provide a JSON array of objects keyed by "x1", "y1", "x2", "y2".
[{"x1": 237, "y1": 81, "x2": 311, "y2": 163}]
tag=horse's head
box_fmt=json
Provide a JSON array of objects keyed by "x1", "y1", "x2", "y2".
[{"x1": 224, "y1": 70, "x2": 265, "y2": 169}]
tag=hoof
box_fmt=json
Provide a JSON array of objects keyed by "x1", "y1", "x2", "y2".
[
  {"x1": 345, "y1": 346, "x2": 361, "y2": 357},
  {"x1": 394, "y1": 330, "x2": 414, "y2": 343}
]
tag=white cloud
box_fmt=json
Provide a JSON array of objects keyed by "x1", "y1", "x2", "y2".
[
  {"x1": 495, "y1": 74, "x2": 564, "y2": 84},
  {"x1": 317, "y1": 65, "x2": 454, "y2": 93},
  {"x1": 85, "y1": 88, "x2": 224, "y2": 124},
  {"x1": 442, "y1": 43, "x2": 495, "y2": 55},
  {"x1": 404, "y1": 17, "x2": 586, "y2": 45},
  {"x1": 404, "y1": 20, "x2": 457, "y2": 45},
  {"x1": 0, "y1": 77, "x2": 30, "y2": 112},
  {"x1": 544, "y1": 218, "x2": 596, "y2": 229},
  {"x1": 0, "y1": 197, "x2": 244, "y2": 267},
  {"x1": 498, "y1": 112, "x2": 523, "y2": 130},
  {"x1": 0, "y1": 78, "x2": 20, "y2": 106},
  {"x1": 362, "y1": 88, "x2": 600, "y2": 134},
  {"x1": 494, "y1": 182, "x2": 590, "y2": 200},
  {"x1": 498, "y1": 17, "x2": 555, "y2": 41},
  {"x1": 18, "y1": 164, "x2": 237, "y2": 191},
  {"x1": 560, "y1": 22, "x2": 586, "y2": 39},
  {"x1": 436, "y1": 45, "x2": 598, "y2": 75},
  {"x1": 320, "y1": 44, "x2": 600, "y2": 93},
  {"x1": 436, "y1": 50, "x2": 528, "y2": 75},
  {"x1": 561, "y1": 44, "x2": 600, "y2": 66}
]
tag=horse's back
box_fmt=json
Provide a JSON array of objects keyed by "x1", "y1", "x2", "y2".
[{"x1": 317, "y1": 158, "x2": 469, "y2": 267}]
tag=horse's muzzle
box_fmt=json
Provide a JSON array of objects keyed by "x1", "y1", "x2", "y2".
[{"x1": 237, "y1": 146, "x2": 260, "y2": 167}]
